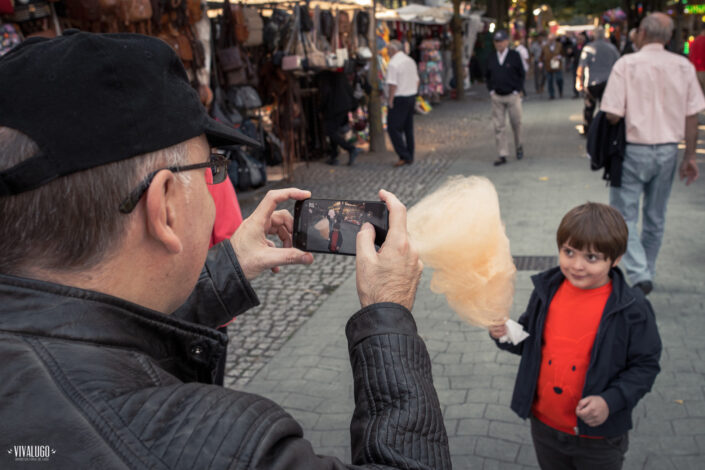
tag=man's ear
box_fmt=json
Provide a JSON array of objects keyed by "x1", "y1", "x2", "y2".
[
  {"x1": 144, "y1": 171, "x2": 183, "y2": 254},
  {"x1": 612, "y1": 255, "x2": 623, "y2": 268}
]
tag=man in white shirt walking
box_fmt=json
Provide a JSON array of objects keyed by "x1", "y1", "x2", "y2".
[{"x1": 385, "y1": 40, "x2": 419, "y2": 167}]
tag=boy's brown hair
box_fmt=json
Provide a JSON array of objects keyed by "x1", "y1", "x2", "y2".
[{"x1": 556, "y1": 202, "x2": 628, "y2": 262}]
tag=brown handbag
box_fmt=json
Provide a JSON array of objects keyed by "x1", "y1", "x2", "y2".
[{"x1": 229, "y1": 3, "x2": 248, "y2": 44}]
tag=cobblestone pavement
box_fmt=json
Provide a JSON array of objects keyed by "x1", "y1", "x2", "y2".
[
  {"x1": 228, "y1": 89, "x2": 705, "y2": 469},
  {"x1": 223, "y1": 103, "x2": 485, "y2": 387}
]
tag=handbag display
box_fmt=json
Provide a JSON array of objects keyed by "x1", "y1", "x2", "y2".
[{"x1": 281, "y1": 5, "x2": 303, "y2": 71}]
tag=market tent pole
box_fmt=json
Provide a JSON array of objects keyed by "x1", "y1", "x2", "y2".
[
  {"x1": 368, "y1": 0, "x2": 385, "y2": 152},
  {"x1": 452, "y1": 0, "x2": 464, "y2": 100}
]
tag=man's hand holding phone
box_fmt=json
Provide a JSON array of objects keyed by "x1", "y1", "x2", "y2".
[
  {"x1": 355, "y1": 190, "x2": 423, "y2": 311},
  {"x1": 231, "y1": 188, "x2": 314, "y2": 280}
]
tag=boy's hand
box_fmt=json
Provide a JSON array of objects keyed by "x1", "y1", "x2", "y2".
[
  {"x1": 576, "y1": 395, "x2": 609, "y2": 427},
  {"x1": 489, "y1": 325, "x2": 507, "y2": 339}
]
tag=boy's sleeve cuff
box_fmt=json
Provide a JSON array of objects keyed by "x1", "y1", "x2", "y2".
[{"x1": 601, "y1": 388, "x2": 626, "y2": 415}]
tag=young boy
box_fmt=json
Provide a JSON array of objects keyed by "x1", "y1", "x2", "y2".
[{"x1": 491, "y1": 202, "x2": 661, "y2": 470}]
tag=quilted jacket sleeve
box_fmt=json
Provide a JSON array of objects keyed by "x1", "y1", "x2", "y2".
[
  {"x1": 172, "y1": 240, "x2": 260, "y2": 327},
  {"x1": 245, "y1": 302, "x2": 452, "y2": 470}
]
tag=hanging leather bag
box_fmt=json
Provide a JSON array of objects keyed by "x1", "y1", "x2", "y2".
[
  {"x1": 242, "y1": 6, "x2": 262, "y2": 47},
  {"x1": 229, "y1": 2, "x2": 248, "y2": 44}
]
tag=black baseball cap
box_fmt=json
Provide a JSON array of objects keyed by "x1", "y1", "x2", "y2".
[
  {"x1": 493, "y1": 30, "x2": 509, "y2": 41},
  {"x1": 0, "y1": 30, "x2": 259, "y2": 197}
]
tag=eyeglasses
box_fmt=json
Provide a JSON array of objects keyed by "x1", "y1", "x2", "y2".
[{"x1": 119, "y1": 153, "x2": 229, "y2": 214}]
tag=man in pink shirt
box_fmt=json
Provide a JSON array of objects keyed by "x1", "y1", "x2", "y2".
[{"x1": 601, "y1": 12, "x2": 705, "y2": 295}]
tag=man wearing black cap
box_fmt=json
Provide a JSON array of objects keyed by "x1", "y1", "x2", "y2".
[
  {"x1": 486, "y1": 30, "x2": 526, "y2": 166},
  {"x1": 0, "y1": 32, "x2": 450, "y2": 469}
]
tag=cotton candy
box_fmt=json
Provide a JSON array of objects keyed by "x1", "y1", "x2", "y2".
[{"x1": 407, "y1": 176, "x2": 516, "y2": 328}]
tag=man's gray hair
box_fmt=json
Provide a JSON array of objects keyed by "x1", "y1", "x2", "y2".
[
  {"x1": 640, "y1": 13, "x2": 673, "y2": 44},
  {"x1": 388, "y1": 40, "x2": 403, "y2": 53},
  {"x1": 0, "y1": 127, "x2": 190, "y2": 275},
  {"x1": 593, "y1": 26, "x2": 606, "y2": 40}
]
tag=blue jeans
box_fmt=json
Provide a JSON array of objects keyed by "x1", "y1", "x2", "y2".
[
  {"x1": 609, "y1": 143, "x2": 679, "y2": 284},
  {"x1": 546, "y1": 70, "x2": 563, "y2": 98}
]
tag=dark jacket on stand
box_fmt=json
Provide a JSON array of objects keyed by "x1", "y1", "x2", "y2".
[
  {"x1": 485, "y1": 49, "x2": 526, "y2": 95},
  {"x1": 587, "y1": 111, "x2": 626, "y2": 187},
  {"x1": 0, "y1": 240, "x2": 451, "y2": 469},
  {"x1": 494, "y1": 267, "x2": 661, "y2": 438}
]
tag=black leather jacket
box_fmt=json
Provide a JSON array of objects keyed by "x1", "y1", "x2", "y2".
[{"x1": 0, "y1": 241, "x2": 451, "y2": 469}]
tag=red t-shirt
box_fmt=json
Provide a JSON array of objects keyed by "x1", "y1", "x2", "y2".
[
  {"x1": 532, "y1": 279, "x2": 612, "y2": 436},
  {"x1": 690, "y1": 35, "x2": 705, "y2": 72}
]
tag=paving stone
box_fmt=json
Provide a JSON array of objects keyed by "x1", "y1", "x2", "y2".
[
  {"x1": 450, "y1": 454, "x2": 485, "y2": 468},
  {"x1": 474, "y1": 436, "x2": 519, "y2": 462},
  {"x1": 673, "y1": 418, "x2": 705, "y2": 435},
  {"x1": 444, "y1": 403, "x2": 487, "y2": 420},
  {"x1": 448, "y1": 435, "x2": 478, "y2": 456},
  {"x1": 280, "y1": 393, "x2": 323, "y2": 412},
  {"x1": 437, "y1": 389, "x2": 469, "y2": 406},
  {"x1": 488, "y1": 421, "x2": 531, "y2": 445},
  {"x1": 484, "y1": 404, "x2": 524, "y2": 424},
  {"x1": 516, "y1": 444, "x2": 538, "y2": 467},
  {"x1": 457, "y1": 418, "x2": 490, "y2": 436}
]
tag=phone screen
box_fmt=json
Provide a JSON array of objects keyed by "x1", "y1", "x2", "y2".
[{"x1": 293, "y1": 199, "x2": 389, "y2": 256}]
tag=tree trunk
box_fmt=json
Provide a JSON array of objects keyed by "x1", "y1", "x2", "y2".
[
  {"x1": 525, "y1": 0, "x2": 536, "y2": 32},
  {"x1": 368, "y1": 0, "x2": 385, "y2": 152},
  {"x1": 452, "y1": 0, "x2": 464, "y2": 100}
]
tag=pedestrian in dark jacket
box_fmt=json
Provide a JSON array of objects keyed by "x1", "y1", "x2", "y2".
[
  {"x1": 0, "y1": 32, "x2": 451, "y2": 470},
  {"x1": 319, "y1": 70, "x2": 361, "y2": 166},
  {"x1": 490, "y1": 202, "x2": 661, "y2": 470},
  {"x1": 486, "y1": 29, "x2": 526, "y2": 166}
]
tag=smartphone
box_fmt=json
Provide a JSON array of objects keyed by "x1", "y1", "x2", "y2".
[{"x1": 293, "y1": 199, "x2": 389, "y2": 256}]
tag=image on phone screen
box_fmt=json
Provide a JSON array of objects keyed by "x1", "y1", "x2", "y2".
[{"x1": 294, "y1": 199, "x2": 388, "y2": 256}]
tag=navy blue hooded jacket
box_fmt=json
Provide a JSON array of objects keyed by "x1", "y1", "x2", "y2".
[{"x1": 495, "y1": 266, "x2": 661, "y2": 437}]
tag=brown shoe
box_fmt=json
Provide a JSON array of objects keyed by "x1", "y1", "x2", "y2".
[{"x1": 393, "y1": 160, "x2": 407, "y2": 167}]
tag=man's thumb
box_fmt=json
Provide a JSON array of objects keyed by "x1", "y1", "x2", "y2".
[{"x1": 356, "y1": 223, "x2": 376, "y2": 259}]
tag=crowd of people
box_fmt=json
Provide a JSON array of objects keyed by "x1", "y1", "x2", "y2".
[{"x1": 0, "y1": 10, "x2": 703, "y2": 470}]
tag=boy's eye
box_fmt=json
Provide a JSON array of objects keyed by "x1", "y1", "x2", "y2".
[
  {"x1": 587, "y1": 254, "x2": 598, "y2": 262},
  {"x1": 563, "y1": 248, "x2": 574, "y2": 256}
]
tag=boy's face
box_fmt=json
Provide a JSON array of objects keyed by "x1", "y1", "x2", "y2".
[{"x1": 559, "y1": 243, "x2": 621, "y2": 290}]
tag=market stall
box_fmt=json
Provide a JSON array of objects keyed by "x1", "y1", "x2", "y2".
[
  {"x1": 1, "y1": 0, "x2": 376, "y2": 183},
  {"x1": 375, "y1": 3, "x2": 480, "y2": 110}
]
